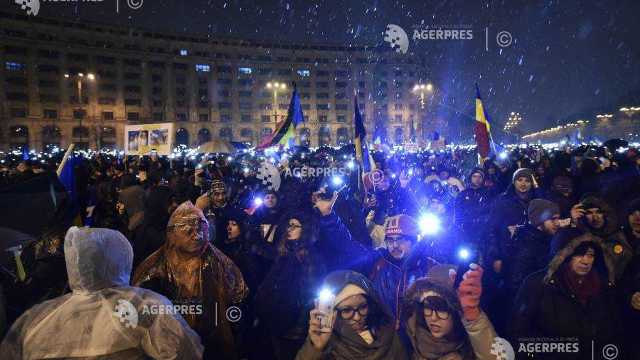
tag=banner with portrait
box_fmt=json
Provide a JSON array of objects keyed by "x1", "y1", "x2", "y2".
[{"x1": 124, "y1": 123, "x2": 174, "y2": 155}]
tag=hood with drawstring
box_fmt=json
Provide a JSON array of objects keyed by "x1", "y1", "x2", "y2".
[{"x1": 0, "y1": 227, "x2": 203, "y2": 359}]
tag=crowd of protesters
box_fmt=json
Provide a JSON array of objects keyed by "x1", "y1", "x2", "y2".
[{"x1": 0, "y1": 140, "x2": 639, "y2": 359}]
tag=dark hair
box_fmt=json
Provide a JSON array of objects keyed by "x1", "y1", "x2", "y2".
[
  {"x1": 350, "y1": 294, "x2": 390, "y2": 331},
  {"x1": 413, "y1": 298, "x2": 466, "y2": 341}
]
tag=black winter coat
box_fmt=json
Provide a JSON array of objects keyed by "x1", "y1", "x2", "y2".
[
  {"x1": 486, "y1": 186, "x2": 540, "y2": 263},
  {"x1": 509, "y1": 234, "x2": 623, "y2": 360},
  {"x1": 505, "y1": 224, "x2": 552, "y2": 295}
]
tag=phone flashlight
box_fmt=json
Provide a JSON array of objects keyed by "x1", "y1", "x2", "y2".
[{"x1": 317, "y1": 288, "x2": 336, "y2": 330}]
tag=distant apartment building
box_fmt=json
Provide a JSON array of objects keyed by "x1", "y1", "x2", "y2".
[{"x1": 0, "y1": 10, "x2": 432, "y2": 151}]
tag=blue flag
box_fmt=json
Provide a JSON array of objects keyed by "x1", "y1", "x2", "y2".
[{"x1": 354, "y1": 97, "x2": 372, "y2": 172}]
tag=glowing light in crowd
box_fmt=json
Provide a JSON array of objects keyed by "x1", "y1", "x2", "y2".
[
  {"x1": 457, "y1": 247, "x2": 471, "y2": 261},
  {"x1": 499, "y1": 152, "x2": 508, "y2": 160},
  {"x1": 254, "y1": 197, "x2": 263, "y2": 207},
  {"x1": 419, "y1": 213, "x2": 441, "y2": 236},
  {"x1": 331, "y1": 176, "x2": 344, "y2": 187},
  {"x1": 318, "y1": 288, "x2": 335, "y2": 302},
  {"x1": 347, "y1": 160, "x2": 355, "y2": 169},
  {"x1": 243, "y1": 167, "x2": 250, "y2": 174}
]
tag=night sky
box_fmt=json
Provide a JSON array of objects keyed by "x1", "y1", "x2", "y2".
[{"x1": 21, "y1": 0, "x2": 640, "y2": 138}]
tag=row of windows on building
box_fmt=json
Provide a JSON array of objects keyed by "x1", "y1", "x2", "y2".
[
  {"x1": 5, "y1": 57, "x2": 422, "y2": 82},
  {"x1": 2, "y1": 42, "x2": 419, "y2": 67},
  {"x1": 5, "y1": 61, "x2": 419, "y2": 90},
  {"x1": 7, "y1": 125, "x2": 409, "y2": 148},
  {"x1": 7, "y1": 106, "x2": 411, "y2": 124}
]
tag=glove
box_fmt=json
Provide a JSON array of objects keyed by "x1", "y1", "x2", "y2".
[{"x1": 457, "y1": 263, "x2": 483, "y2": 321}]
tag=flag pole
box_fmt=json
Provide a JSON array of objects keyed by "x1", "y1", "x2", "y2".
[{"x1": 57, "y1": 143, "x2": 75, "y2": 177}]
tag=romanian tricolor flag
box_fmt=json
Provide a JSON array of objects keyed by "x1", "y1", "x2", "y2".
[
  {"x1": 257, "y1": 86, "x2": 304, "y2": 149},
  {"x1": 354, "y1": 97, "x2": 374, "y2": 172},
  {"x1": 475, "y1": 84, "x2": 496, "y2": 164}
]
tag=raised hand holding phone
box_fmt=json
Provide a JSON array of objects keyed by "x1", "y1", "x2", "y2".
[
  {"x1": 457, "y1": 263, "x2": 483, "y2": 322},
  {"x1": 308, "y1": 289, "x2": 336, "y2": 350}
]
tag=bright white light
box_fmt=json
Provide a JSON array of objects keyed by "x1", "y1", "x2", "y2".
[
  {"x1": 318, "y1": 288, "x2": 335, "y2": 302},
  {"x1": 331, "y1": 176, "x2": 344, "y2": 187},
  {"x1": 499, "y1": 152, "x2": 508, "y2": 160},
  {"x1": 419, "y1": 213, "x2": 441, "y2": 235},
  {"x1": 458, "y1": 248, "x2": 471, "y2": 261},
  {"x1": 254, "y1": 197, "x2": 263, "y2": 207},
  {"x1": 227, "y1": 156, "x2": 233, "y2": 161},
  {"x1": 347, "y1": 160, "x2": 355, "y2": 169},
  {"x1": 243, "y1": 167, "x2": 250, "y2": 174},
  {"x1": 391, "y1": 173, "x2": 397, "y2": 179}
]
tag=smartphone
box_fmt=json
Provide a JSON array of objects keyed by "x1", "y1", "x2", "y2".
[
  {"x1": 454, "y1": 248, "x2": 479, "y2": 289},
  {"x1": 317, "y1": 291, "x2": 335, "y2": 331}
]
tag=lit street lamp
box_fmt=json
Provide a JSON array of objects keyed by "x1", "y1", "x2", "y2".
[
  {"x1": 64, "y1": 72, "x2": 96, "y2": 147},
  {"x1": 412, "y1": 83, "x2": 433, "y2": 110},
  {"x1": 266, "y1": 82, "x2": 287, "y2": 123}
]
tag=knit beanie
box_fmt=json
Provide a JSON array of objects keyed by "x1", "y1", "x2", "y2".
[
  {"x1": 385, "y1": 214, "x2": 419, "y2": 238},
  {"x1": 528, "y1": 199, "x2": 560, "y2": 226},
  {"x1": 512, "y1": 168, "x2": 534, "y2": 183}
]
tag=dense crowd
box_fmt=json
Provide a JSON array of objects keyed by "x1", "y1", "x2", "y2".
[{"x1": 0, "y1": 141, "x2": 639, "y2": 359}]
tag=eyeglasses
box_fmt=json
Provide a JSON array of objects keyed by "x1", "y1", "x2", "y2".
[
  {"x1": 169, "y1": 219, "x2": 208, "y2": 234},
  {"x1": 336, "y1": 302, "x2": 369, "y2": 320},
  {"x1": 423, "y1": 307, "x2": 450, "y2": 320}
]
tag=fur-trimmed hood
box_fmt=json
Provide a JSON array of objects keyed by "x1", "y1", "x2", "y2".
[{"x1": 544, "y1": 232, "x2": 616, "y2": 285}]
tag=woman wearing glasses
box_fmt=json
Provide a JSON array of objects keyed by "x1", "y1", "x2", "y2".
[
  {"x1": 403, "y1": 264, "x2": 499, "y2": 360},
  {"x1": 296, "y1": 270, "x2": 408, "y2": 360}
]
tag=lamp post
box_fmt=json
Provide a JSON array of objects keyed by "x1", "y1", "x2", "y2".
[
  {"x1": 412, "y1": 83, "x2": 434, "y2": 143},
  {"x1": 266, "y1": 82, "x2": 286, "y2": 124},
  {"x1": 65, "y1": 72, "x2": 95, "y2": 147},
  {"x1": 412, "y1": 83, "x2": 433, "y2": 110}
]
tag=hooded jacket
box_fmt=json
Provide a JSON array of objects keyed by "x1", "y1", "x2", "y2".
[
  {"x1": 0, "y1": 227, "x2": 203, "y2": 359},
  {"x1": 296, "y1": 270, "x2": 408, "y2": 360},
  {"x1": 551, "y1": 196, "x2": 633, "y2": 280},
  {"x1": 404, "y1": 276, "x2": 498, "y2": 360},
  {"x1": 509, "y1": 233, "x2": 622, "y2": 360}
]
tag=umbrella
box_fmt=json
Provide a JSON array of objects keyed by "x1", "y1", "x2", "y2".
[{"x1": 199, "y1": 139, "x2": 235, "y2": 154}]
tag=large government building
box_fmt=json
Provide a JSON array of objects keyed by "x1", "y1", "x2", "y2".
[{"x1": 0, "y1": 10, "x2": 434, "y2": 151}]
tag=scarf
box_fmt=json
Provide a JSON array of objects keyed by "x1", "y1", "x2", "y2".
[
  {"x1": 560, "y1": 263, "x2": 602, "y2": 305},
  {"x1": 329, "y1": 322, "x2": 402, "y2": 360},
  {"x1": 406, "y1": 314, "x2": 472, "y2": 360}
]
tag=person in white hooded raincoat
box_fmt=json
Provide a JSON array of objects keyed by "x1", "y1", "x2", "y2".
[{"x1": 0, "y1": 226, "x2": 204, "y2": 359}]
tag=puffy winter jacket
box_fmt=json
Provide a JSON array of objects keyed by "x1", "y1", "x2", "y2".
[{"x1": 509, "y1": 233, "x2": 623, "y2": 360}]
